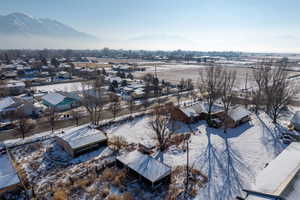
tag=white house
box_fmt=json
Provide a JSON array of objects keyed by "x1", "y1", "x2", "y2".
[{"x1": 0, "y1": 97, "x2": 38, "y2": 118}]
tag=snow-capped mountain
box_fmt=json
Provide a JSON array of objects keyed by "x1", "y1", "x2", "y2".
[{"x1": 0, "y1": 12, "x2": 96, "y2": 40}]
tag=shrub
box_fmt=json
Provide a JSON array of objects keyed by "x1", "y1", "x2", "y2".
[
  {"x1": 122, "y1": 192, "x2": 134, "y2": 200},
  {"x1": 102, "y1": 168, "x2": 115, "y2": 182},
  {"x1": 107, "y1": 194, "x2": 123, "y2": 200},
  {"x1": 109, "y1": 136, "x2": 128, "y2": 151},
  {"x1": 53, "y1": 190, "x2": 68, "y2": 200}
]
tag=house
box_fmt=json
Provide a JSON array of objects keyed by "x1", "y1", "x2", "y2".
[
  {"x1": 225, "y1": 106, "x2": 251, "y2": 128},
  {"x1": 0, "y1": 153, "x2": 21, "y2": 195},
  {"x1": 244, "y1": 142, "x2": 300, "y2": 200},
  {"x1": 55, "y1": 125, "x2": 108, "y2": 157},
  {"x1": 0, "y1": 97, "x2": 39, "y2": 119},
  {"x1": 57, "y1": 71, "x2": 71, "y2": 79},
  {"x1": 41, "y1": 92, "x2": 80, "y2": 111},
  {"x1": 169, "y1": 102, "x2": 224, "y2": 123},
  {"x1": 116, "y1": 151, "x2": 171, "y2": 186},
  {"x1": 0, "y1": 80, "x2": 25, "y2": 96},
  {"x1": 291, "y1": 111, "x2": 300, "y2": 131}
]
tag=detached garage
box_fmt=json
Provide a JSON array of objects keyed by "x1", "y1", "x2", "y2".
[
  {"x1": 0, "y1": 154, "x2": 21, "y2": 195},
  {"x1": 55, "y1": 125, "x2": 108, "y2": 157},
  {"x1": 117, "y1": 151, "x2": 172, "y2": 187}
]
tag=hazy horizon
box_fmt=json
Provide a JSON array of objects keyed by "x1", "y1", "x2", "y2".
[{"x1": 1, "y1": 0, "x2": 300, "y2": 53}]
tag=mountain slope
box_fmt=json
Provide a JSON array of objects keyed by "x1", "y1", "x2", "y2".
[{"x1": 0, "y1": 12, "x2": 96, "y2": 40}]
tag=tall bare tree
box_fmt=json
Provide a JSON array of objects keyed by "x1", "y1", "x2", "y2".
[
  {"x1": 81, "y1": 76, "x2": 105, "y2": 125},
  {"x1": 252, "y1": 60, "x2": 269, "y2": 113},
  {"x1": 109, "y1": 93, "x2": 121, "y2": 119},
  {"x1": 14, "y1": 109, "x2": 36, "y2": 139},
  {"x1": 70, "y1": 109, "x2": 82, "y2": 126},
  {"x1": 127, "y1": 95, "x2": 136, "y2": 115},
  {"x1": 199, "y1": 66, "x2": 224, "y2": 119},
  {"x1": 264, "y1": 63, "x2": 295, "y2": 123},
  {"x1": 220, "y1": 69, "x2": 237, "y2": 133},
  {"x1": 45, "y1": 107, "x2": 59, "y2": 133},
  {"x1": 148, "y1": 106, "x2": 173, "y2": 151}
]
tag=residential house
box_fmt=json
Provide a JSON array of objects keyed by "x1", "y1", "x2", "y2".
[
  {"x1": 0, "y1": 96, "x2": 38, "y2": 119},
  {"x1": 169, "y1": 102, "x2": 224, "y2": 123},
  {"x1": 244, "y1": 142, "x2": 300, "y2": 200},
  {"x1": 41, "y1": 91, "x2": 80, "y2": 111},
  {"x1": 0, "y1": 80, "x2": 25, "y2": 96}
]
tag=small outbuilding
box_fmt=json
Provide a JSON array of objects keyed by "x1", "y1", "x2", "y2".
[
  {"x1": 291, "y1": 111, "x2": 300, "y2": 131},
  {"x1": 117, "y1": 150, "x2": 172, "y2": 186},
  {"x1": 0, "y1": 154, "x2": 21, "y2": 195},
  {"x1": 55, "y1": 125, "x2": 108, "y2": 157},
  {"x1": 225, "y1": 106, "x2": 251, "y2": 128}
]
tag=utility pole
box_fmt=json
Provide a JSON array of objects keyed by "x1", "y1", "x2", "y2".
[{"x1": 185, "y1": 136, "x2": 190, "y2": 198}]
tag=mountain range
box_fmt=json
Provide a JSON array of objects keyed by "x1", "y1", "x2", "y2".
[{"x1": 0, "y1": 12, "x2": 96, "y2": 41}]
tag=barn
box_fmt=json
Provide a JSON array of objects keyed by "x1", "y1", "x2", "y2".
[
  {"x1": 0, "y1": 153, "x2": 21, "y2": 195},
  {"x1": 55, "y1": 125, "x2": 108, "y2": 157},
  {"x1": 117, "y1": 151, "x2": 172, "y2": 187}
]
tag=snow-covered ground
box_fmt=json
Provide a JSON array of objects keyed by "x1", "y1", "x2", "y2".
[
  {"x1": 4, "y1": 110, "x2": 290, "y2": 200},
  {"x1": 32, "y1": 82, "x2": 83, "y2": 93},
  {"x1": 105, "y1": 112, "x2": 288, "y2": 200}
]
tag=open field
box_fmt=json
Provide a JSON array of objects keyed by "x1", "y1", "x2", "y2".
[{"x1": 133, "y1": 64, "x2": 300, "y2": 90}]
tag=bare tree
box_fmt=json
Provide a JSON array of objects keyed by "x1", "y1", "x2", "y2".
[
  {"x1": 14, "y1": 109, "x2": 36, "y2": 139},
  {"x1": 220, "y1": 69, "x2": 237, "y2": 133},
  {"x1": 264, "y1": 63, "x2": 295, "y2": 123},
  {"x1": 148, "y1": 106, "x2": 173, "y2": 151},
  {"x1": 252, "y1": 60, "x2": 269, "y2": 113},
  {"x1": 109, "y1": 93, "x2": 121, "y2": 119},
  {"x1": 199, "y1": 66, "x2": 224, "y2": 119},
  {"x1": 70, "y1": 109, "x2": 82, "y2": 126},
  {"x1": 127, "y1": 95, "x2": 136, "y2": 115},
  {"x1": 45, "y1": 107, "x2": 59, "y2": 133},
  {"x1": 81, "y1": 77, "x2": 105, "y2": 125}
]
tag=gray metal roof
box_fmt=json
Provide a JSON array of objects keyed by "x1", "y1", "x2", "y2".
[
  {"x1": 0, "y1": 154, "x2": 20, "y2": 190},
  {"x1": 117, "y1": 151, "x2": 171, "y2": 183},
  {"x1": 291, "y1": 111, "x2": 300, "y2": 124},
  {"x1": 58, "y1": 125, "x2": 107, "y2": 150},
  {"x1": 228, "y1": 106, "x2": 251, "y2": 122}
]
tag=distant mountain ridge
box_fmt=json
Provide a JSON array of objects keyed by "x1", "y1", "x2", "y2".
[{"x1": 0, "y1": 12, "x2": 96, "y2": 40}]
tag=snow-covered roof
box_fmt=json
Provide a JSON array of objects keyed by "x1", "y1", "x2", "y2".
[
  {"x1": 0, "y1": 97, "x2": 15, "y2": 112},
  {"x1": 291, "y1": 111, "x2": 300, "y2": 125},
  {"x1": 117, "y1": 150, "x2": 171, "y2": 183},
  {"x1": 180, "y1": 102, "x2": 223, "y2": 117},
  {"x1": 228, "y1": 106, "x2": 251, "y2": 122},
  {"x1": 0, "y1": 154, "x2": 20, "y2": 190},
  {"x1": 57, "y1": 125, "x2": 107, "y2": 150},
  {"x1": 42, "y1": 92, "x2": 65, "y2": 105},
  {"x1": 247, "y1": 142, "x2": 300, "y2": 199}
]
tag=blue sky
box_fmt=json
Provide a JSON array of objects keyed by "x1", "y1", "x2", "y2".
[{"x1": 1, "y1": 0, "x2": 300, "y2": 52}]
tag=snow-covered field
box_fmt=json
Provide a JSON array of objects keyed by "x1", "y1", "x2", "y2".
[
  {"x1": 32, "y1": 82, "x2": 83, "y2": 93},
  {"x1": 105, "y1": 112, "x2": 288, "y2": 200}
]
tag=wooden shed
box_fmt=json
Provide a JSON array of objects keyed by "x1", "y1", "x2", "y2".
[
  {"x1": 117, "y1": 151, "x2": 171, "y2": 186},
  {"x1": 55, "y1": 125, "x2": 108, "y2": 157}
]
